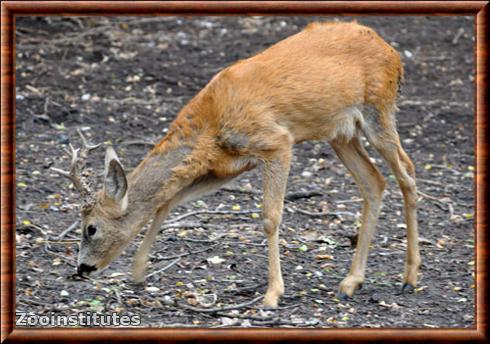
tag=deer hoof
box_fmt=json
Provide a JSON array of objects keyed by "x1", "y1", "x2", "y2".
[
  {"x1": 263, "y1": 293, "x2": 280, "y2": 308},
  {"x1": 338, "y1": 292, "x2": 352, "y2": 301},
  {"x1": 338, "y1": 283, "x2": 362, "y2": 300},
  {"x1": 131, "y1": 268, "x2": 146, "y2": 284},
  {"x1": 401, "y1": 283, "x2": 415, "y2": 294},
  {"x1": 338, "y1": 275, "x2": 363, "y2": 298},
  {"x1": 131, "y1": 275, "x2": 146, "y2": 286},
  {"x1": 337, "y1": 292, "x2": 351, "y2": 301}
]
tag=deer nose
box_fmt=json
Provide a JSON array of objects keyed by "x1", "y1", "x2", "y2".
[{"x1": 77, "y1": 263, "x2": 96, "y2": 276}]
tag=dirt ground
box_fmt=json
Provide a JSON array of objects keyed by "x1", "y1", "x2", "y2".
[{"x1": 15, "y1": 16, "x2": 475, "y2": 328}]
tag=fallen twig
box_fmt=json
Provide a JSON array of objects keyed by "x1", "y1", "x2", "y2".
[
  {"x1": 286, "y1": 206, "x2": 355, "y2": 218},
  {"x1": 212, "y1": 308, "x2": 314, "y2": 327},
  {"x1": 334, "y1": 197, "x2": 363, "y2": 204},
  {"x1": 221, "y1": 186, "x2": 262, "y2": 195},
  {"x1": 251, "y1": 318, "x2": 318, "y2": 326},
  {"x1": 42, "y1": 245, "x2": 77, "y2": 267},
  {"x1": 146, "y1": 257, "x2": 181, "y2": 279},
  {"x1": 223, "y1": 282, "x2": 268, "y2": 294},
  {"x1": 222, "y1": 240, "x2": 266, "y2": 247},
  {"x1": 24, "y1": 223, "x2": 49, "y2": 237},
  {"x1": 398, "y1": 99, "x2": 471, "y2": 108},
  {"x1": 222, "y1": 187, "x2": 327, "y2": 202},
  {"x1": 161, "y1": 221, "x2": 259, "y2": 233},
  {"x1": 416, "y1": 178, "x2": 445, "y2": 187},
  {"x1": 22, "y1": 17, "x2": 170, "y2": 48},
  {"x1": 52, "y1": 220, "x2": 79, "y2": 241},
  {"x1": 173, "y1": 295, "x2": 263, "y2": 314},
  {"x1": 158, "y1": 322, "x2": 208, "y2": 328},
  {"x1": 154, "y1": 243, "x2": 219, "y2": 260},
  {"x1": 22, "y1": 222, "x2": 78, "y2": 266},
  {"x1": 166, "y1": 209, "x2": 258, "y2": 224},
  {"x1": 161, "y1": 221, "x2": 222, "y2": 230},
  {"x1": 101, "y1": 97, "x2": 157, "y2": 105},
  {"x1": 120, "y1": 140, "x2": 155, "y2": 147},
  {"x1": 417, "y1": 190, "x2": 449, "y2": 203},
  {"x1": 452, "y1": 27, "x2": 465, "y2": 45},
  {"x1": 42, "y1": 239, "x2": 79, "y2": 244},
  {"x1": 182, "y1": 233, "x2": 228, "y2": 243},
  {"x1": 285, "y1": 190, "x2": 322, "y2": 201},
  {"x1": 448, "y1": 203, "x2": 455, "y2": 218}
]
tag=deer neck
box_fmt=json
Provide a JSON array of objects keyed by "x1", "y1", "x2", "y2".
[{"x1": 122, "y1": 127, "x2": 212, "y2": 231}]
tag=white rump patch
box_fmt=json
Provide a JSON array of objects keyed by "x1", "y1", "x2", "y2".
[{"x1": 329, "y1": 105, "x2": 364, "y2": 142}]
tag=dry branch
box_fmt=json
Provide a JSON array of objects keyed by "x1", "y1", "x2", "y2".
[
  {"x1": 154, "y1": 243, "x2": 219, "y2": 260},
  {"x1": 52, "y1": 220, "x2": 79, "y2": 241},
  {"x1": 172, "y1": 295, "x2": 263, "y2": 314},
  {"x1": 166, "y1": 209, "x2": 258, "y2": 224},
  {"x1": 286, "y1": 205, "x2": 356, "y2": 218},
  {"x1": 146, "y1": 257, "x2": 181, "y2": 279}
]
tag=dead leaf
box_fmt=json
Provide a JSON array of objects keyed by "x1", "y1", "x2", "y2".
[{"x1": 315, "y1": 254, "x2": 334, "y2": 260}]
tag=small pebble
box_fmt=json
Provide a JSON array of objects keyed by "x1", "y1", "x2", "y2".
[
  {"x1": 145, "y1": 286, "x2": 160, "y2": 293},
  {"x1": 57, "y1": 134, "x2": 70, "y2": 145},
  {"x1": 302, "y1": 171, "x2": 313, "y2": 178}
]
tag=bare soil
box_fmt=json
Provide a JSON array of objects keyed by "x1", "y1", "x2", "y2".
[{"x1": 15, "y1": 16, "x2": 475, "y2": 328}]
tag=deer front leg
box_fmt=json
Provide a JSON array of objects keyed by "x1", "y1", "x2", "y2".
[
  {"x1": 132, "y1": 206, "x2": 170, "y2": 283},
  {"x1": 262, "y1": 148, "x2": 292, "y2": 308}
]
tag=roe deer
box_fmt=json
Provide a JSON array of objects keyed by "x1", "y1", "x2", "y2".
[{"x1": 53, "y1": 21, "x2": 420, "y2": 308}]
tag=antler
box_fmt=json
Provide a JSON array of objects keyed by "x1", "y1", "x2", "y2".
[{"x1": 51, "y1": 129, "x2": 101, "y2": 212}]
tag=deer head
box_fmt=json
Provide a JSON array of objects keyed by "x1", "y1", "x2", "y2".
[{"x1": 52, "y1": 130, "x2": 133, "y2": 276}]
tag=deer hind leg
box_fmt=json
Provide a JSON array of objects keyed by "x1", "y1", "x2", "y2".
[
  {"x1": 369, "y1": 133, "x2": 420, "y2": 292},
  {"x1": 330, "y1": 136, "x2": 386, "y2": 299},
  {"x1": 363, "y1": 106, "x2": 421, "y2": 292},
  {"x1": 261, "y1": 143, "x2": 292, "y2": 308}
]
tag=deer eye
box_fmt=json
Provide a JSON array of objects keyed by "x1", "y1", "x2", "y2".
[{"x1": 87, "y1": 225, "x2": 97, "y2": 236}]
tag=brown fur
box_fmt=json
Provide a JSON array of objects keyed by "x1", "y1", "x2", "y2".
[{"x1": 75, "y1": 22, "x2": 419, "y2": 308}]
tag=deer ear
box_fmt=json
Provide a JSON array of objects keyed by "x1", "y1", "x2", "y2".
[
  {"x1": 105, "y1": 146, "x2": 121, "y2": 174},
  {"x1": 103, "y1": 147, "x2": 128, "y2": 209}
]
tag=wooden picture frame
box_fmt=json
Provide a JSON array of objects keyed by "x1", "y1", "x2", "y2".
[{"x1": 1, "y1": 1, "x2": 488, "y2": 342}]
